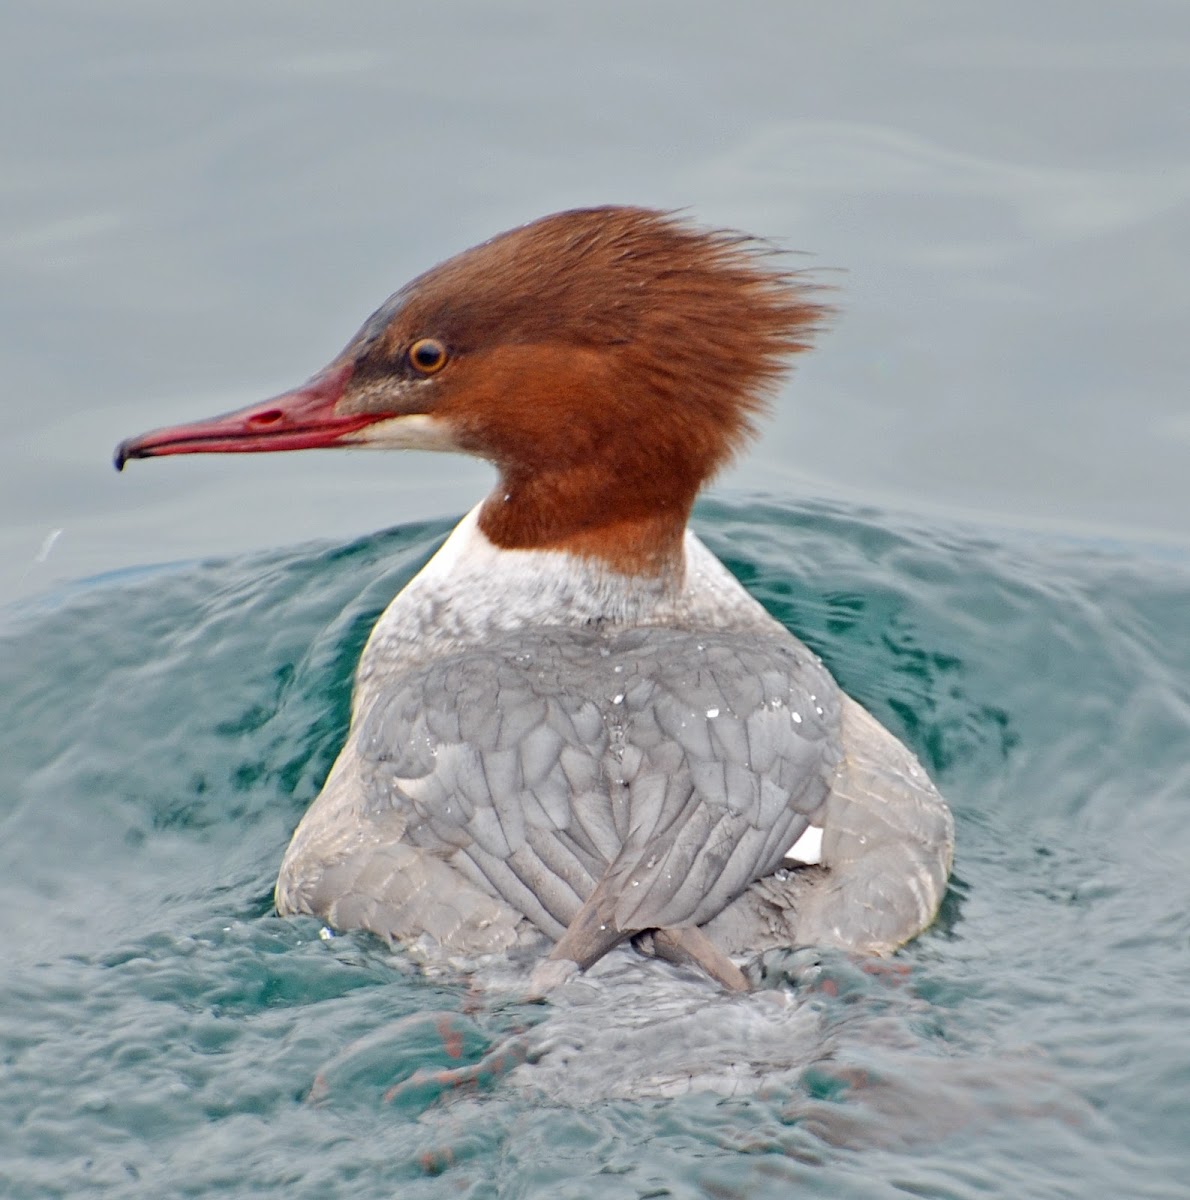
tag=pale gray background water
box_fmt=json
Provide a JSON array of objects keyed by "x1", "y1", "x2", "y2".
[{"x1": 3, "y1": 1, "x2": 1189, "y2": 605}]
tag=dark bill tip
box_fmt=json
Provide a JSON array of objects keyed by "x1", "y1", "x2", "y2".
[{"x1": 113, "y1": 438, "x2": 147, "y2": 472}]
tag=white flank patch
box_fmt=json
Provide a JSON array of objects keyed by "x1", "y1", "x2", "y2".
[{"x1": 783, "y1": 825, "x2": 823, "y2": 867}]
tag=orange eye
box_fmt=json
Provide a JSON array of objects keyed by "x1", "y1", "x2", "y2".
[{"x1": 408, "y1": 337, "x2": 448, "y2": 375}]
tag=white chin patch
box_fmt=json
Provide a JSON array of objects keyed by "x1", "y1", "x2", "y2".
[
  {"x1": 783, "y1": 825, "x2": 823, "y2": 867},
  {"x1": 349, "y1": 413, "x2": 461, "y2": 453}
]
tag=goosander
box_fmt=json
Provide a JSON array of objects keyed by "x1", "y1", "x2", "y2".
[{"x1": 115, "y1": 207, "x2": 952, "y2": 991}]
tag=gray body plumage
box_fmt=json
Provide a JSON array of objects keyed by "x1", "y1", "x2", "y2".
[
  {"x1": 357, "y1": 626, "x2": 839, "y2": 945},
  {"x1": 275, "y1": 511, "x2": 953, "y2": 977}
]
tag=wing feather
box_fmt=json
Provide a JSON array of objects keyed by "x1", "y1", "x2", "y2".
[{"x1": 323, "y1": 625, "x2": 842, "y2": 959}]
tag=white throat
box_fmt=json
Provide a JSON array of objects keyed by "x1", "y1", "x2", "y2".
[{"x1": 353, "y1": 502, "x2": 780, "y2": 715}]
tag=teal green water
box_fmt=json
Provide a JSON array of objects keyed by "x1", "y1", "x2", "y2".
[{"x1": 3, "y1": 498, "x2": 1188, "y2": 1198}]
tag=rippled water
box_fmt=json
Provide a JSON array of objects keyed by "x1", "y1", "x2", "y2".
[{"x1": 3, "y1": 497, "x2": 1187, "y2": 1198}]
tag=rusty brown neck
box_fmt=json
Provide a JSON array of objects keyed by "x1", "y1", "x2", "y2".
[{"x1": 476, "y1": 462, "x2": 696, "y2": 578}]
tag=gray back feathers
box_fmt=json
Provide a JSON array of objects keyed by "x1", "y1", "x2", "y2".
[{"x1": 356, "y1": 624, "x2": 841, "y2": 944}]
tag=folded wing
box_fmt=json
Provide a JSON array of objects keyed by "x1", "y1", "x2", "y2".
[{"x1": 344, "y1": 625, "x2": 841, "y2": 969}]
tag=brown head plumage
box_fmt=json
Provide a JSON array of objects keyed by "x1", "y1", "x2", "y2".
[{"x1": 115, "y1": 207, "x2": 828, "y2": 574}]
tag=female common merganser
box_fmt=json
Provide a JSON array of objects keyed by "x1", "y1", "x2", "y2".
[{"x1": 115, "y1": 207, "x2": 953, "y2": 992}]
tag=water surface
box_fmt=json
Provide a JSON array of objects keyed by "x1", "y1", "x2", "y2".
[{"x1": 3, "y1": 498, "x2": 1187, "y2": 1197}]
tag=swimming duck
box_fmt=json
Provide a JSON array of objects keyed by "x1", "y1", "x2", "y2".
[{"x1": 115, "y1": 207, "x2": 953, "y2": 991}]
